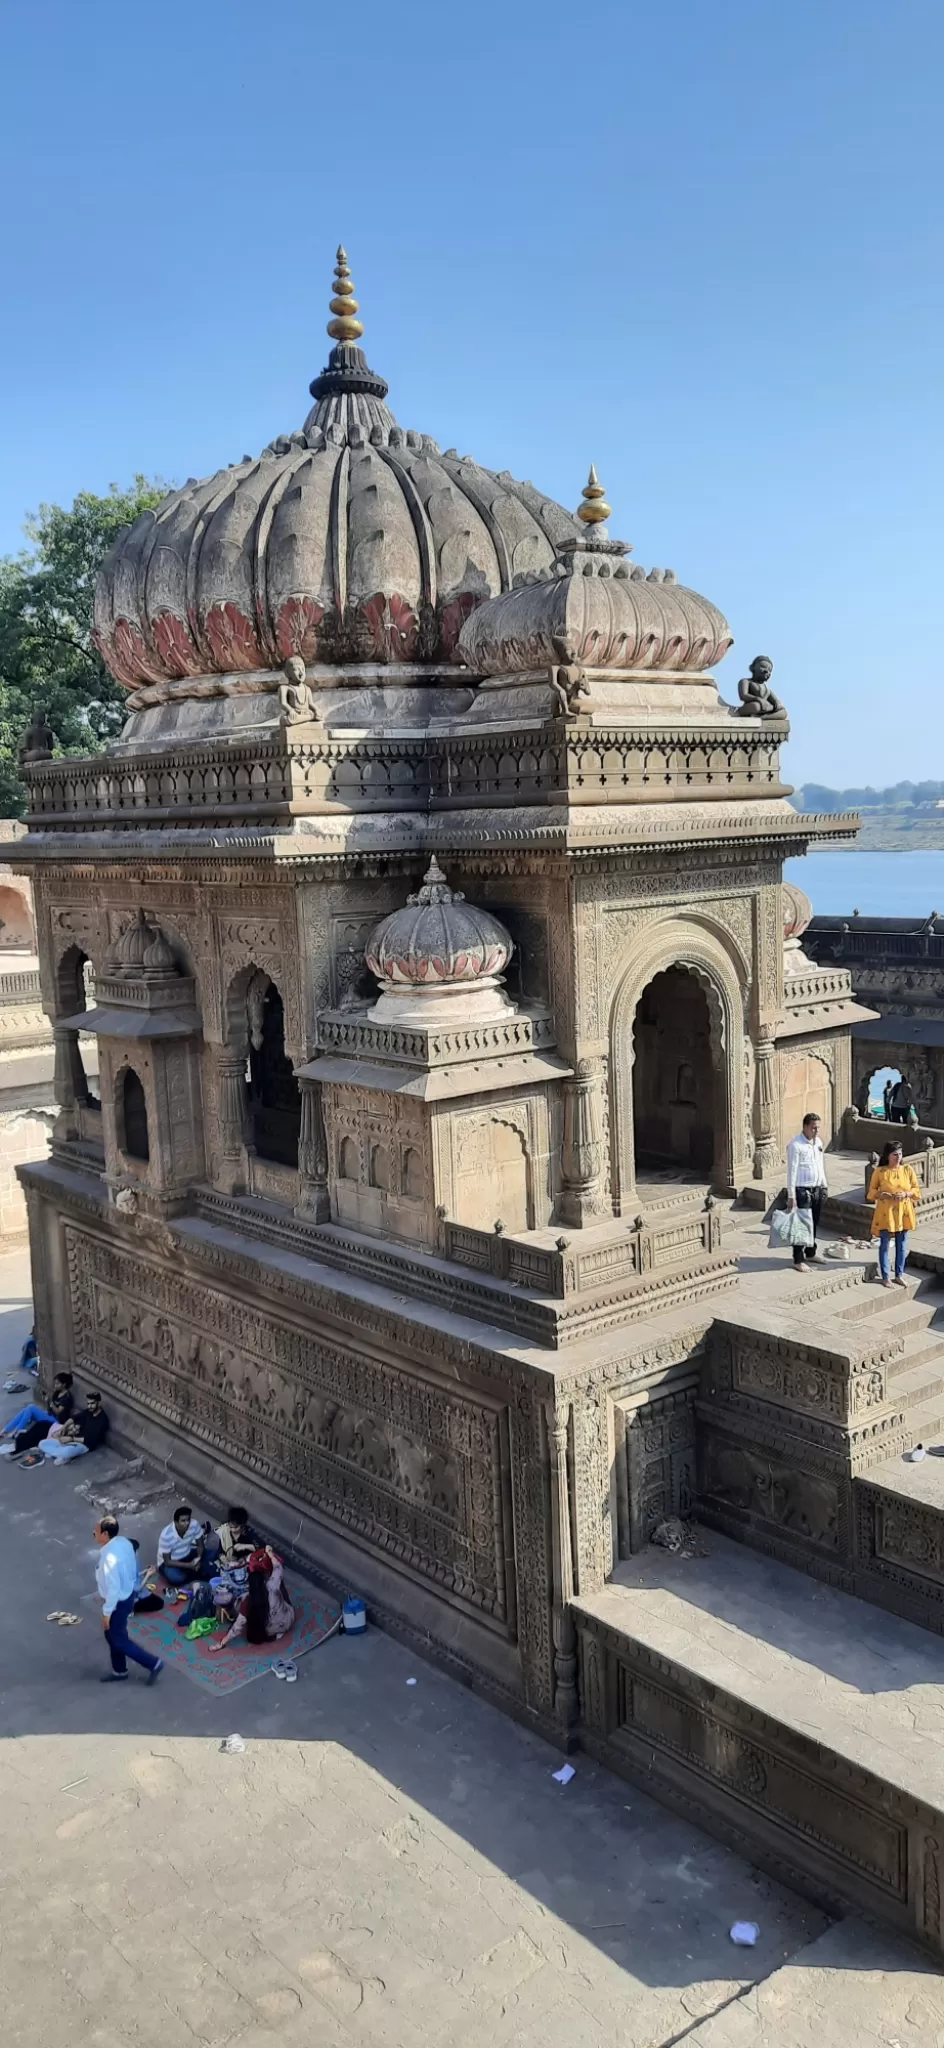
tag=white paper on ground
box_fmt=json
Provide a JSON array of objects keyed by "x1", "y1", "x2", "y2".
[
  {"x1": 729, "y1": 1921, "x2": 759, "y2": 1946},
  {"x1": 551, "y1": 1764, "x2": 576, "y2": 1784}
]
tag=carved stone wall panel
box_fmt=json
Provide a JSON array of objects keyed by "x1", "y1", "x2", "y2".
[
  {"x1": 509, "y1": 1387, "x2": 555, "y2": 1714},
  {"x1": 66, "y1": 1223, "x2": 515, "y2": 1631},
  {"x1": 700, "y1": 1426, "x2": 842, "y2": 1551},
  {"x1": 618, "y1": 1660, "x2": 906, "y2": 1895},
  {"x1": 570, "y1": 1385, "x2": 611, "y2": 1594},
  {"x1": 615, "y1": 1387, "x2": 696, "y2": 1555},
  {"x1": 756, "y1": 883, "x2": 784, "y2": 1024}
]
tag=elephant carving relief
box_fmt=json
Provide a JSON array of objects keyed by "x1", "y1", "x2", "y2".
[{"x1": 705, "y1": 1439, "x2": 839, "y2": 1549}]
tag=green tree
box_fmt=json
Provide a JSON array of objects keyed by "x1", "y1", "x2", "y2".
[{"x1": 0, "y1": 477, "x2": 168, "y2": 816}]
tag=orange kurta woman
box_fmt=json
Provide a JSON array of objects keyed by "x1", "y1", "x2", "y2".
[{"x1": 867, "y1": 1142, "x2": 920, "y2": 1288}]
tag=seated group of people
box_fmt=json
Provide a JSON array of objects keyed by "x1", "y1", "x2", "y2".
[
  {"x1": 150, "y1": 1502, "x2": 295, "y2": 1652},
  {"x1": 0, "y1": 1373, "x2": 109, "y2": 1463}
]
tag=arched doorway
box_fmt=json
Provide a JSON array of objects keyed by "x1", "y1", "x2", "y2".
[
  {"x1": 246, "y1": 979, "x2": 301, "y2": 1168},
  {"x1": 632, "y1": 966, "x2": 716, "y2": 1178}
]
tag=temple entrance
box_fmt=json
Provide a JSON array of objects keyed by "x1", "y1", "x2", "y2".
[{"x1": 632, "y1": 966, "x2": 715, "y2": 1177}]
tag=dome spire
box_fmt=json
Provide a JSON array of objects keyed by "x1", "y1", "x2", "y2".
[
  {"x1": 578, "y1": 465, "x2": 611, "y2": 527},
  {"x1": 307, "y1": 242, "x2": 394, "y2": 431},
  {"x1": 327, "y1": 246, "x2": 364, "y2": 343}
]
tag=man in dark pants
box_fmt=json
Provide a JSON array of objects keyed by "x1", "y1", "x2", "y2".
[
  {"x1": 786, "y1": 1111, "x2": 828, "y2": 1273},
  {"x1": 94, "y1": 1515, "x2": 163, "y2": 1685}
]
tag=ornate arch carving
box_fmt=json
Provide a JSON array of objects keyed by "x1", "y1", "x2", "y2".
[{"x1": 609, "y1": 917, "x2": 751, "y2": 1212}]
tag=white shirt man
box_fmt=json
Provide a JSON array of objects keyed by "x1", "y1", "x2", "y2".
[
  {"x1": 784, "y1": 1113, "x2": 827, "y2": 1272},
  {"x1": 95, "y1": 1528, "x2": 138, "y2": 1616},
  {"x1": 93, "y1": 1514, "x2": 163, "y2": 1685}
]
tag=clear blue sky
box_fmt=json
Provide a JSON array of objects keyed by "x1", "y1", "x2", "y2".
[{"x1": 2, "y1": 0, "x2": 941, "y2": 788}]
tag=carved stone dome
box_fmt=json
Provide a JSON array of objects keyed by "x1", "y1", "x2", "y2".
[
  {"x1": 365, "y1": 859, "x2": 512, "y2": 991},
  {"x1": 107, "y1": 909, "x2": 177, "y2": 974},
  {"x1": 459, "y1": 471, "x2": 731, "y2": 678},
  {"x1": 93, "y1": 250, "x2": 582, "y2": 689}
]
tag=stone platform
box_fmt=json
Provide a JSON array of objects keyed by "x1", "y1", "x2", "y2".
[{"x1": 573, "y1": 1529, "x2": 944, "y2": 1955}]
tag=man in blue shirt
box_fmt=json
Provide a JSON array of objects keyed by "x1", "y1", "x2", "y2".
[{"x1": 94, "y1": 1516, "x2": 164, "y2": 1685}]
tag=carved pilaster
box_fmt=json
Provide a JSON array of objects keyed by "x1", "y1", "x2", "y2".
[
  {"x1": 213, "y1": 1048, "x2": 248, "y2": 1195},
  {"x1": 545, "y1": 1398, "x2": 578, "y2": 1734},
  {"x1": 558, "y1": 1058, "x2": 610, "y2": 1227},
  {"x1": 753, "y1": 1026, "x2": 782, "y2": 1179},
  {"x1": 296, "y1": 1078, "x2": 330, "y2": 1223}
]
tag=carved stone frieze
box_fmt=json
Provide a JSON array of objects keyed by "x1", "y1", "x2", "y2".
[{"x1": 67, "y1": 1222, "x2": 514, "y2": 1630}]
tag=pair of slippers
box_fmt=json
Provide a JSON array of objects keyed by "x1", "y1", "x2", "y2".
[
  {"x1": 271, "y1": 1657, "x2": 297, "y2": 1682},
  {"x1": 47, "y1": 1611, "x2": 81, "y2": 1627}
]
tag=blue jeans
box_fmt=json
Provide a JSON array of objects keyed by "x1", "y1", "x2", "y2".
[
  {"x1": 878, "y1": 1229, "x2": 909, "y2": 1282},
  {"x1": 105, "y1": 1594, "x2": 160, "y2": 1675},
  {"x1": 3, "y1": 1401, "x2": 51, "y2": 1436}
]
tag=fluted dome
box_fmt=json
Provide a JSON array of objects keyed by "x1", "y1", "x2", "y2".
[
  {"x1": 107, "y1": 909, "x2": 177, "y2": 974},
  {"x1": 93, "y1": 251, "x2": 582, "y2": 689},
  {"x1": 783, "y1": 881, "x2": 813, "y2": 941},
  {"x1": 459, "y1": 476, "x2": 731, "y2": 677},
  {"x1": 365, "y1": 859, "x2": 512, "y2": 990}
]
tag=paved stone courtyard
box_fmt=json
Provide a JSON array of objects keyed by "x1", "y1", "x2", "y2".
[{"x1": 0, "y1": 1247, "x2": 942, "y2": 2048}]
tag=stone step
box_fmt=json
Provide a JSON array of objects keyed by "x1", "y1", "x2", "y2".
[
  {"x1": 838, "y1": 1296, "x2": 938, "y2": 1340},
  {"x1": 573, "y1": 1531, "x2": 944, "y2": 1957},
  {"x1": 886, "y1": 1359, "x2": 944, "y2": 1410},
  {"x1": 890, "y1": 1331, "x2": 944, "y2": 1380}
]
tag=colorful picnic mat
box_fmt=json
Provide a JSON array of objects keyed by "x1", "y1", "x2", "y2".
[{"x1": 131, "y1": 1582, "x2": 341, "y2": 1693}]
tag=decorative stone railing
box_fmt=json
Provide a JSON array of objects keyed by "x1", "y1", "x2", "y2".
[
  {"x1": 0, "y1": 968, "x2": 42, "y2": 1005},
  {"x1": 15, "y1": 724, "x2": 818, "y2": 832},
  {"x1": 316, "y1": 1007, "x2": 555, "y2": 1069},
  {"x1": 782, "y1": 967, "x2": 855, "y2": 1008},
  {"x1": 841, "y1": 1108, "x2": 944, "y2": 1154},
  {"x1": 440, "y1": 1206, "x2": 723, "y2": 1298}
]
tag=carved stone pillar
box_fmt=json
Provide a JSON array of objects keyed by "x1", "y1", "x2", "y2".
[
  {"x1": 558, "y1": 1058, "x2": 609, "y2": 1227},
  {"x1": 52, "y1": 1021, "x2": 89, "y2": 1137},
  {"x1": 545, "y1": 1398, "x2": 578, "y2": 1735},
  {"x1": 753, "y1": 1025, "x2": 781, "y2": 1179},
  {"x1": 296, "y1": 1077, "x2": 330, "y2": 1222},
  {"x1": 213, "y1": 1048, "x2": 248, "y2": 1195}
]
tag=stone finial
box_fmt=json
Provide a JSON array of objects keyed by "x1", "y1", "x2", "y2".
[
  {"x1": 327, "y1": 246, "x2": 364, "y2": 343},
  {"x1": 577, "y1": 465, "x2": 611, "y2": 528},
  {"x1": 406, "y1": 856, "x2": 463, "y2": 909}
]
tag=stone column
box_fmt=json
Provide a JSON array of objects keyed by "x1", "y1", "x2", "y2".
[
  {"x1": 296, "y1": 1077, "x2": 330, "y2": 1222},
  {"x1": 545, "y1": 1398, "x2": 578, "y2": 1735},
  {"x1": 558, "y1": 1058, "x2": 609, "y2": 1226},
  {"x1": 213, "y1": 1048, "x2": 248, "y2": 1195},
  {"x1": 752, "y1": 1025, "x2": 781, "y2": 1179},
  {"x1": 52, "y1": 1021, "x2": 89, "y2": 1138}
]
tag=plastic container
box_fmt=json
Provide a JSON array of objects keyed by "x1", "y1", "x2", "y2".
[{"x1": 341, "y1": 1597, "x2": 367, "y2": 1636}]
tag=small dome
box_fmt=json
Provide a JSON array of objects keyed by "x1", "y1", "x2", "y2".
[
  {"x1": 458, "y1": 472, "x2": 731, "y2": 677},
  {"x1": 107, "y1": 909, "x2": 177, "y2": 974},
  {"x1": 92, "y1": 252, "x2": 581, "y2": 689},
  {"x1": 783, "y1": 882, "x2": 813, "y2": 941},
  {"x1": 459, "y1": 547, "x2": 731, "y2": 676},
  {"x1": 365, "y1": 859, "x2": 512, "y2": 989}
]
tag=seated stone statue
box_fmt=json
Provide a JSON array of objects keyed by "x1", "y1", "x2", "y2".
[
  {"x1": 17, "y1": 705, "x2": 55, "y2": 764},
  {"x1": 736, "y1": 655, "x2": 785, "y2": 718}
]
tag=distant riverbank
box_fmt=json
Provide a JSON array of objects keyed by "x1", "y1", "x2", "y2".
[{"x1": 785, "y1": 849, "x2": 944, "y2": 918}]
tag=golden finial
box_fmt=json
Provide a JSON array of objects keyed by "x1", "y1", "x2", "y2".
[
  {"x1": 327, "y1": 245, "x2": 364, "y2": 343},
  {"x1": 577, "y1": 464, "x2": 611, "y2": 526}
]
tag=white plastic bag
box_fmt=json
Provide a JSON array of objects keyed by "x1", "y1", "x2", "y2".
[{"x1": 768, "y1": 1206, "x2": 814, "y2": 1250}]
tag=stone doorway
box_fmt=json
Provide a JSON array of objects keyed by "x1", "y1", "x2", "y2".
[{"x1": 632, "y1": 966, "x2": 716, "y2": 1178}]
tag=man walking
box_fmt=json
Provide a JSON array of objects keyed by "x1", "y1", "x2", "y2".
[
  {"x1": 786, "y1": 1111, "x2": 828, "y2": 1273},
  {"x1": 94, "y1": 1515, "x2": 163, "y2": 1685}
]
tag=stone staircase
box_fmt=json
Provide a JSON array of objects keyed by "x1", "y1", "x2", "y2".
[{"x1": 570, "y1": 1256, "x2": 944, "y2": 1958}]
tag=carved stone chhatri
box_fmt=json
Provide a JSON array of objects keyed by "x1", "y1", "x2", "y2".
[{"x1": 11, "y1": 249, "x2": 863, "y2": 1737}]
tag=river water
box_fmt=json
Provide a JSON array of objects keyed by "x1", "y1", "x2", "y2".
[{"x1": 783, "y1": 850, "x2": 944, "y2": 920}]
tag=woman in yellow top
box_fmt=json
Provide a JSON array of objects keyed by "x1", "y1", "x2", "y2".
[{"x1": 867, "y1": 1141, "x2": 921, "y2": 1288}]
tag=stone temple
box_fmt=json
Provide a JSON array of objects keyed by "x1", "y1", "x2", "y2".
[{"x1": 15, "y1": 250, "x2": 944, "y2": 1955}]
